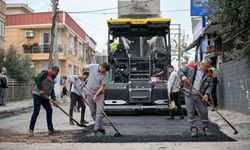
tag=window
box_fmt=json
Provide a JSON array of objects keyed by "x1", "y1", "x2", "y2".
[
  {"x1": 68, "y1": 34, "x2": 74, "y2": 54},
  {"x1": 208, "y1": 34, "x2": 215, "y2": 46},
  {"x1": 74, "y1": 66, "x2": 78, "y2": 75},
  {"x1": 0, "y1": 19, "x2": 4, "y2": 38},
  {"x1": 78, "y1": 42, "x2": 83, "y2": 58},
  {"x1": 40, "y1": 31, "x2": 51, "y2": 52},
  {"x1": 43, "y1": 32, "x2": 50, "y2": 44},
  {"x1": 68, "y1": 64, "x2": 73, "y2": 78}
]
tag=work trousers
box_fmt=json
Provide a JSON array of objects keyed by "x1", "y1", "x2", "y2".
[
  {"x1": 69, "y1": 92, "x2": 86, "y2": 123},
  {"x1": 86, "y1": 92, "x2": 104, "y2": 130},
  {"x1": 185, "y1": 94, "x2": 209, "y2": 129},
  {"x1": 29, "y1": 94, "x2": 54, "y2": 131},
  {"x1": 0, "y1": 88, "x2": 5, "y2": 105}
]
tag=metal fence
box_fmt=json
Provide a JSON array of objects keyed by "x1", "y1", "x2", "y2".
[
  {"x1": 4, "y1": 80, "x2": 34, "y2": 101},
  {"x1": 23, "y1": 44, "x2": 65, "y2": 53}
]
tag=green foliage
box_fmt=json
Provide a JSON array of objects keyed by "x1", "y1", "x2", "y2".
[
  {"x1": 171, "y1": 31, "x2": 190, "y2": 67},
  {"x1": 207, "y1": 0, "x2": 250, "y2": 58},
  {"x1": 0, "y1": 45, "x2": 34, "y2": 82},
  {"x1": 0, "y1": 48, "x2": 5, "y2": 67}
]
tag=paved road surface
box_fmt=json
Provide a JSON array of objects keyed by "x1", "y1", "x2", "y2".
[{"x1": 0, "y1": 103, "x2": 234, "y2": 143}]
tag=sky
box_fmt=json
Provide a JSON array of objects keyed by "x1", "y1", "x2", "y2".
[{"x1": 6, "y1": 0, "x2": 195, "y2": 66}]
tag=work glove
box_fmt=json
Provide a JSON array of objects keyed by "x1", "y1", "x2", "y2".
[{"x1": 168, "y1": 100, "x2": 176, "y2": 110}]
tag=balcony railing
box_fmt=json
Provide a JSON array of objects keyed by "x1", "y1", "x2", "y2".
[
  {"x1": 23, "y1": 44, "x2": 65, "y2": 53},
  {"x1": 23, "y1": 44, "x2": 88, "y2": 61}
]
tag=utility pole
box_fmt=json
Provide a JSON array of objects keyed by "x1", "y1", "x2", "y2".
[
  {"x1": 49, "y1": 0, "x2": 60, "y2": 100},
  {"x1": 48, "y1": 0, "x2": 59, "y2": 68},
  {"x1": 178, "y1": 24, "x2": 181, "y2": 68},
  {"x1": 83, "y1": 43, "x2": 89, "y2": 64}
]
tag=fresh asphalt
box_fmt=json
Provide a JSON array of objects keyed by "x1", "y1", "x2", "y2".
[
  {"x1": 0, "y1": 104, "x2": 235, "y2": 143},
  {"x1": 69, "y1": 115, "x2": 235, "y2": 143}
]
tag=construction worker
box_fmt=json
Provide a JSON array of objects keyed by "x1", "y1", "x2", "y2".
[
  {"x1": 69, "y1": 70, "x2": 89, "y2": 126},
  {"x1": 0, "y1": 67, "x2": 8, "y2": 106},
  {"x1": 28, "y1": 66, "x2": 60, "y2": 136},
  {"x1": 178, "y1": 57, "x2": 213, "y2": 137},
  {"x1": 166, "y1": 65, "x2": 184, "y2": 120},
  {"x1": 84, "y1": 63, "x2": 110, "y2": 136},
  {"x1": 109, "y1": 40, "x2": 118, "y2": 52},
  {"x1": 210, "y1": 66, "x2": 219, "y2": 111}
]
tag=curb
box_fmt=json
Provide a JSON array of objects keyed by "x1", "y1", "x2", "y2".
[{"x1": 0, "y1": 105, "x2": 33, "y2": 119}]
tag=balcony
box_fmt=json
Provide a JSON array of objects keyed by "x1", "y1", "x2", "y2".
[
  {"x1": 23, "y1": 43, "x2": 85, "y2": 62},
  {"x1": 23, "y1": 43, "x2": 65, "y2": 53}
]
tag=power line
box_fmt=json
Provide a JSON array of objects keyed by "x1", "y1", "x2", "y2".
[
  {"x1": 67, "y1": 0, "x2": 156, "y2": 14},
  {"x1": 56, "y1": 16, "x2": 103, "y2": 48},
  {"x1": 56, "y1": 16, "x2": 107, "y2": 58},
  {"x1": 162, "y1": 9, "x2": 189, "y2": 12},
  {"x1": 71, "y1": 16, "x2": 107, "y2": 32},
  {"x1": 72, "y1": 12, "x2": 116, "y2": 15},
  {"x1": 55, "y1": 15, "x2": 96, "y2": 53},
  {"x1": 67, "y1": 9, "x2": 189, "y2": 15}
]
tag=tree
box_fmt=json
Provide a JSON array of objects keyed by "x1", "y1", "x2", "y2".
[
  {"x1": 207, "y1": 0, "x2": 250, "y2": 58},
  {"x1": 20, "y1": 54, "x2": 34, "y2": 82},
  {"x1": 171, "y1": 31, "x2": 190, "y2": 67},
  {"x1": 0, "y1": 45, "x2": 34, "y2": 82},
  {"x1": 0, "y1": 48, "x2": 5, "y2": 68}
]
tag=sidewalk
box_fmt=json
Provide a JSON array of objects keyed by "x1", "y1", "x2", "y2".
[
  {"x1": 208, "y1": 108, "x2": 250, "y2": 141},
  {"x1": 0, "y1": 99, "x2": 33, "y2": 119}
]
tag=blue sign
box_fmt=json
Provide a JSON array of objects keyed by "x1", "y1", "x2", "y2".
[{"x1": 191, "y1": 0, "x2": 210, "y2": 16}]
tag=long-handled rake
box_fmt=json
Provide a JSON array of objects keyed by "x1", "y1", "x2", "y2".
[
  {"x1": 42, "y1": 95, "x2": 87, "y2": 127},
  {"x1": 83, "y1": 87, "x2": 122, "y2": 137},
  {"x1": 188, "y1": 83, "x2": 238, "y2": 134}
]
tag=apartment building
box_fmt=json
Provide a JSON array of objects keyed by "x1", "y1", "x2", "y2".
[
  {"x1": 0, "y1": 0, "x2": 6, "y2": 49},
  {"x1": 4, "y1": 4, "x2": 96, "y2": 77}
]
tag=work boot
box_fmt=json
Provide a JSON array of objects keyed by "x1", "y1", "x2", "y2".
[
  {"x1": 191, "y1": 127, "x2": 198, "y2": 137},
  {"x1": 81, "y1": 120, "x2": 89, "y2": 124},
  {"x1": 166, "y1": 116, "x2": 175, "y2": 120},
  {"x1": 28, "y1": 129, "x2": 34, "y2": 137},
  {"x1": 211, "y1": 107, "x2": 217, "y2": 111},
  {"x1": 94, "y1": 129, "x2": 106, "y2": 136},
  {"x1": 100, "y1": 128, "x2": 106, "y2": 135},
  {"x1": 48, "y1": 129, "x2": 60, "y2": 136},
  {"x1": 201, "y1": 128, "x2": 213, "y2": 137},
  {"x1": 69, "y1": 120, "x2": 75, "y2": 125},
  {"x1": 69, "y1": 110, "x2": 74, "y2": 125}
]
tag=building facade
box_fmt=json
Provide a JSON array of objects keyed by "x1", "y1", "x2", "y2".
[
  {"x1": 0, "y1": 0, "x2": 6, "y2": 49},
  {"x1": 95, "y1": 51, "x2": 108, "y2": 64},
  {"x1": 6, "y1": 3, "x2": 33, "y2": 15},
  {"x1": 4, "y1": 4, "x2": 96, "y2": 78}
]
